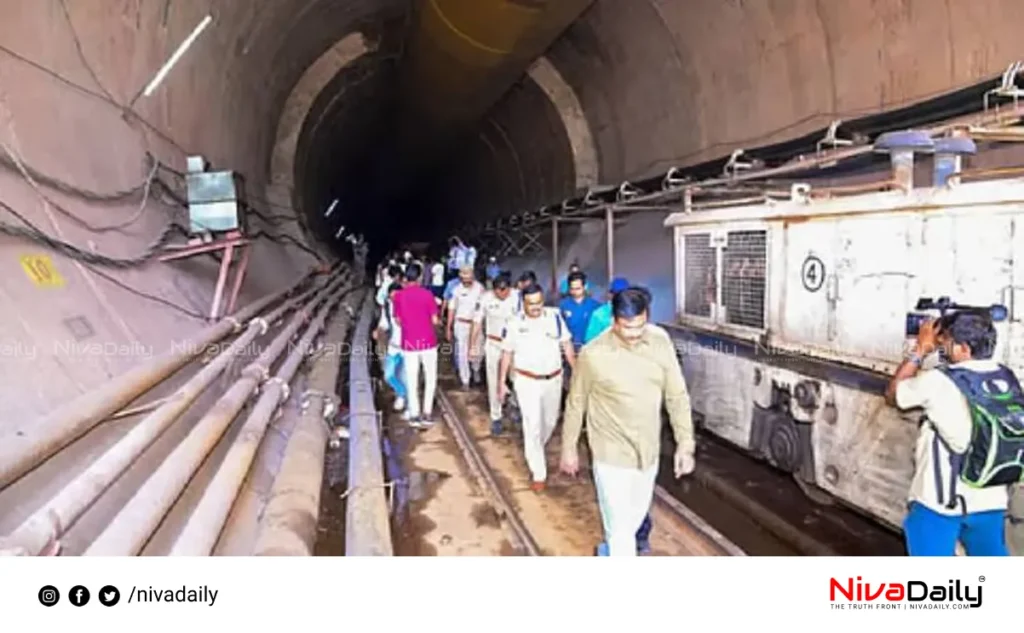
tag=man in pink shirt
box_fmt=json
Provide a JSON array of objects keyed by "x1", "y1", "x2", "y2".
[{"x1": 391, "y1": 262, "x2": 441, "y2": 428}]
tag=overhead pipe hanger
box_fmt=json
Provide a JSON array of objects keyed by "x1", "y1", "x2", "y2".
[
  {"x1": 816, "y1": 119, "x2": 854, "y2": 154},
  {"x1": 722, "y1": 149, "x2": 755, "y2": 178},
  {"x1": 984, "y1": 60, "x2": 1024, "y2": 113},
  {"x1": 617, "y1": 181, "x2": 641, "y2": 202},
  {"x1": 662, "y1": 167, "x2": 689, "y2": 190}
]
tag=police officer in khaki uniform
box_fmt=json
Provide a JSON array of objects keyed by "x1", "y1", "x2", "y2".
[
  {"x1": 447, "y1": 266, "x2": 485, "y2": 388},
  {"x1": 471, "y1": 273, "x2": 520, "y2": 436},
  {"x1": 497, "y1": 282, "x2": 575, "y2": 491}
]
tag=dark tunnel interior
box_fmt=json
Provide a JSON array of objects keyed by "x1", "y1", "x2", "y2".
[{"x1": 290, "y1": 3, "x2": 586, "y2": 261}]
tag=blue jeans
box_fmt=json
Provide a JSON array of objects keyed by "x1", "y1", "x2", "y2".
[
  {"x1": 384, "y1": 351, "x2": 407, "y2": 400},
  {"x1": 903, "y1": 501, "x2": 1008, "y2": 556},
  {"x1": 636, "y1": 513, "x2": 653, "y2": 543},
  {"x1": 596, "y1": 514, "x2": 653, "y2": 556}
]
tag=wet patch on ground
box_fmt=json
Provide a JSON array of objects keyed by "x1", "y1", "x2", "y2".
[
  {"x1": 382, "y1": 374, "x2": 512, "y2": 556},
  {"x1": 471, "y1": 502, "x2": 502, "y2": 529}
]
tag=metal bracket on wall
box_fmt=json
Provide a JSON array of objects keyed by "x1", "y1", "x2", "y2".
[
  {"x1": 159, "y1": 230, "x2": 251, "y2": 321},
  {"x1": 984, "y1": 61, "x2": 1024, "y2": 114}
]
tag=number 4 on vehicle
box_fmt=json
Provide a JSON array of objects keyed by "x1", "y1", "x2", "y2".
[{"x1": 20, "y1": 254, "x2": 65, "y2": 288}]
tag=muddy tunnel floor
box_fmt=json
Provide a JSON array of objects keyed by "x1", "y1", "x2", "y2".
[{"x1": 380, "y1": 345, "x2": 726, "y2": 556}]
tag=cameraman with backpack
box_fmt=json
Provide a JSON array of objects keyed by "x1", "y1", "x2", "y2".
[{"x1": 885, "y1": 310, "x2": 1018, "y2": 556}]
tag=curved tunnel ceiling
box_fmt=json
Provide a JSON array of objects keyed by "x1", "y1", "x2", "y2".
[
  {"x1": 280, "y1": 0, "x2": 1024, "y2": 258},
  {"x1": 8, "y1": 0, "x2": 1023, "y2": 262}
]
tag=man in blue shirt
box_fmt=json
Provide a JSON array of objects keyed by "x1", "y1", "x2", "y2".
[
  {"x1": 559, "y1": 271, "x2": 601, "y2": 351},
  {"x1": 584, "y1": 277, "x2": 630, "y2": 343},
  {"x1": 558, "y1": 263, "x2": 590, "y2": 297},
  {"x1": 485, "y1": 257, "x2": 501, "y2": 285}
]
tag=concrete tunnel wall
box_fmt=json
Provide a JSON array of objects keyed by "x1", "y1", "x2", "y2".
[
  {"x1": 486, "y1": 0, "x2": 1024, "y2": 315},
  {"x1": 1, "y1": 0, "x2": 1023, "y2": 427}
]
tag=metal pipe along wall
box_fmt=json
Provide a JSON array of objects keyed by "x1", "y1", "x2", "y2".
[
  {"x1": 252, "y1": 296, "x2": 357, "y2": 556},
  {"x1": 0, "y1": 269, "x2": 318, "y2": 492},
  {"x1": 168, "y1": 282, "x2": 354, "y2": 556},
  {"x1": 344, "y1": 293, "x2": 393, "y2": 556},
  {"x1": 83, "y1": 275, "x2": 347, "y2": 556},
  {"x1": 0, "y1": 281, "x2": 329, "y2": 556}
]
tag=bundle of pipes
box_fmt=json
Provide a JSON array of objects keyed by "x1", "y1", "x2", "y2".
[
  {"x1": 82, "y1": 274, "x2": 352, "y2": 556},
  {"x1": 169, "y1": 283, "x2": 357, "y2": 555},
  {"x1": 0, "y1": 267, "x2": 331, "y2": 493},
  {"x1": 0, "y1": 269, "x2": 347, "y2": 556}
]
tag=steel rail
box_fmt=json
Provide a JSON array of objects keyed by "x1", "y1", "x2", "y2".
[{"x1": 435, "y1": 389, "x2": 542, "y2": 556}]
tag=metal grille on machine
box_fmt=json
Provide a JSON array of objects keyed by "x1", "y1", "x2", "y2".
[
  {"x1": 683, "y1": 233, "x2": 716, "y2": 318},
  {"x1": 722, "y1": 230, "x2": 766, "y2": 329}
]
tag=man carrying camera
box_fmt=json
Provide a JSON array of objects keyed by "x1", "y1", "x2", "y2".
[{"x1": 885, "y1": 311, "x2": 1015, "y2": 556}]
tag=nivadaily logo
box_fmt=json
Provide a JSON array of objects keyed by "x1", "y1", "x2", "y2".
[{"x1": 829, "y1": 576, "x2": 984, "y2": 610}]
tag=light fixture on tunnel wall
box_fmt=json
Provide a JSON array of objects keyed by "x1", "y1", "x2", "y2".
[
  {"x1": 335, "y1": 225, "x2": 346, "y2": 240},
  {"x1": 325, "y1": 199, "x2": 339, "y2": 218},
  {"x1": 136, "y1": 14, "x2": 214, "y2": 103}
]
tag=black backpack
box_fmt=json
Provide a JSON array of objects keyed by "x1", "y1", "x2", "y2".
[{"x1": 938, "y1": 364, "x2": 1024, "y2": 491}]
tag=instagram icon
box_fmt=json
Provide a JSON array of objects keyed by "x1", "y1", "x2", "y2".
[{"x1": 38, "y1": 585, "x2": 60, "y2": 607}]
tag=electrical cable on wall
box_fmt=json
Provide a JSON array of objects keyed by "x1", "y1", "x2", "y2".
[
  {"x1": 0, "y1": 26, "x2": 324, "y2": 262},
  {"x1": 0, "y1": 104, "x2": 323, "y2": 266},
  {"x1": 0, "y1": 18, "x2": 327, "y2": 322}
]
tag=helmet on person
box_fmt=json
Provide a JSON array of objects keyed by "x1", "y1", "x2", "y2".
[{"x1": 609, "y1": 277, "x2": 630, "y2": 293}]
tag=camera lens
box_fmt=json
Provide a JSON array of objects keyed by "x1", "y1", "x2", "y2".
[{"x1": 905, "y1": 313, "x2": 922, "y2": 336}]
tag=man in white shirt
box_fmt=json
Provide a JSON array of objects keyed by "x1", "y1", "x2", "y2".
[
  {"x1": 372, "y1": 282, "x2": 406, "y2": 411},
  {"x1": 885, "y1": 311, "x2": 1013, "y2": 556},
  {"x1": 447, "y1": 266, "x2": 485, "y2": 388},
  {"x1": 430, "y1": 258, "x2": 446, "y2": 300},
  {"x1": 497, "y1": 283, "x2": 575, "y2": 491},
  {"x1": 376, "y1": 264, "x2": 402, "y2": 307},
  {"x1": 470, "y1": 273, "x2": 519, "y2": 435}
]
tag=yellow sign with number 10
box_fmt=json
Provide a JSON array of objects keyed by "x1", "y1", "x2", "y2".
[{"x1": 20, "y1": 254, "x2": 65, "y2": 288}]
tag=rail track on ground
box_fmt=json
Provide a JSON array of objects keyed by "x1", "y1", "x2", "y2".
[{"x1": 434, "y1": 384, "x2": 746, "y2": 556}]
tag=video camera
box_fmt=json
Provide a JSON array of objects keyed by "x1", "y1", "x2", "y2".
[{"x1": 905, "y1": 296, "x2": 1009, "y2": 337}]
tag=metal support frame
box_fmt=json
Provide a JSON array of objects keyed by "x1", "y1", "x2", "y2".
[
  {"x1": 605, "y1": 207, "x2": 614, "y2": 285},
  {"x1": 550, "y1": 217, "x2": 559, "y2": 296},
  {"x1": 159, "y1": 230, "x2": 251, "y2": 321},
  {"x1": 492, "y1": 227, "x2": 544, "y2": 257}
]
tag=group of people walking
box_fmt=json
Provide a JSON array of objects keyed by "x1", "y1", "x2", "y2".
[{"x1": 373, "y1": 249, "x2": 697, "y2": 556}]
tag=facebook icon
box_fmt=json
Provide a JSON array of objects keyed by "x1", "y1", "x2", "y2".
[{"x1": 69, "y1": 585, "x2": 90, "y2": 607}]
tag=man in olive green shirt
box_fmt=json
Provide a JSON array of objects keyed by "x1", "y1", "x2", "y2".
[{"x1": 560, "y1": 287, "x2": 696, "y2": 556}]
